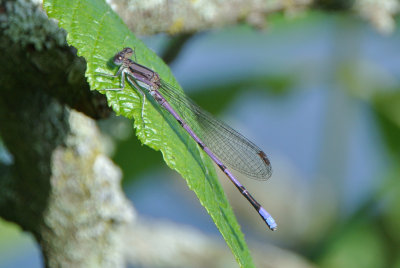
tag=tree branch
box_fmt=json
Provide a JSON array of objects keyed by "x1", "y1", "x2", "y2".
[
  {"x1": 124, "y1": 219, "x2": 315, "y2": 268},
  {"x1": 109, "y1": 0, "x2": 399, "y2": 35},
  {"x1": 0, "y1": 0, "x2": 133, "y2": 266},
  {"x1": 40, "y1": 110, "x2": 135, "y2": 267},
  {"x1": 109, "y1": 0, "x2": 312, "y2": 35}
]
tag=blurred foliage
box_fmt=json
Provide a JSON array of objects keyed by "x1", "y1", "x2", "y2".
[
  {"x1": 374, "y1": 91, "x2": 400, "y2": 158},
  {"x1": 319, "y1": 222, "x2": 386, "y2": 268}
]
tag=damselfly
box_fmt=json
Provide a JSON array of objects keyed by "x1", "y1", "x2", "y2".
[{"x1": 97, "y1": 48, "x2": 277, "y2": 230}]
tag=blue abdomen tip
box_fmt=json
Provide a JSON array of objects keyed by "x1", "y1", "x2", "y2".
[
  {"x1": 259, "y1": 207, "x2": 277, "y2": 231},
  {"x1": 267, "y1": 216, "x2": 277, "y2": 231}
]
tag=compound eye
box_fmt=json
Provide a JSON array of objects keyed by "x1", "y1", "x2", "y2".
[{"x1": 113, "y1": 55, "x2": 124, "y2": 65}]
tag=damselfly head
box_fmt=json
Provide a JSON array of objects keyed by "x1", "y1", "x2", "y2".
[{"x1": 113, "y1": 47, "x2": 134, "y2": 65}]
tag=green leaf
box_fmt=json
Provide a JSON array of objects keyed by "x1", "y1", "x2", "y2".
[{"x1": 44, "y1": 0, "x2": 255, "y2": 266}]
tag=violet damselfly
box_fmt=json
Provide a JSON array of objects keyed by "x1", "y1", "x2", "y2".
[{"x1": 97, "y1": 47, "x2": 277, "y2": 231}]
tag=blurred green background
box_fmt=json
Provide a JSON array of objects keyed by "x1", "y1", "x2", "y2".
[{"x1": 1, "y1": 11, "x2": 400, "y2": 268}]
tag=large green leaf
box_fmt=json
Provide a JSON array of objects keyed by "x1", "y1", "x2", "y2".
[{"x1": 44, "y1": 0, "x2": 254, "y2": 266}]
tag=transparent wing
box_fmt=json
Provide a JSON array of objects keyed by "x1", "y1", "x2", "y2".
[{"x1": 158, "y1": 80, "x2": 272, "y2": 180}]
